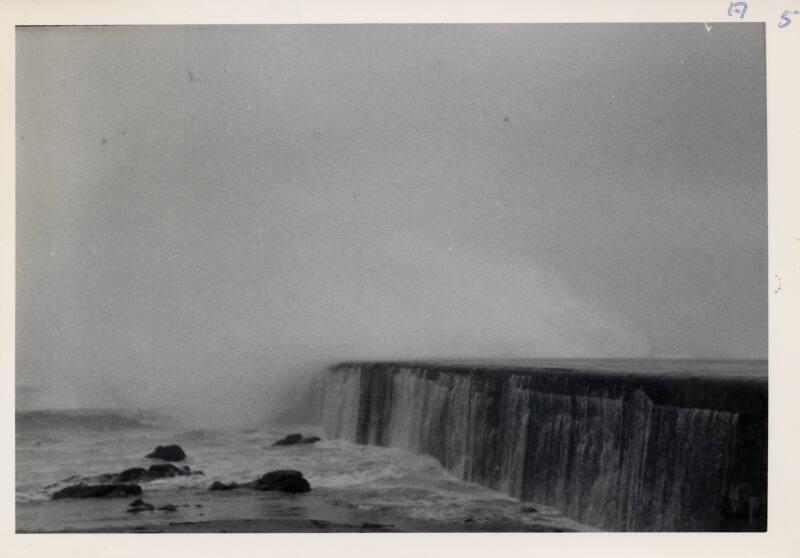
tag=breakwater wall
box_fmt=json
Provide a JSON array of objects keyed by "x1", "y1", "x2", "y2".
[{"x1": 321, "y1": 361, "x2": 767, "y2": 531}]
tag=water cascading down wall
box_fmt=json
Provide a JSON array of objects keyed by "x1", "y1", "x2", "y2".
[{"x1": 321, "y1": 362, "x2": 767, "y2": 531}]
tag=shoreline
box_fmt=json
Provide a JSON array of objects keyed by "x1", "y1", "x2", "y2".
[
  {"x1": 17, "y1": 518, "x2": 587, "y2": 534},
  {"x1": 17, "y1": 472, "x2": 595, "y2": 533}
]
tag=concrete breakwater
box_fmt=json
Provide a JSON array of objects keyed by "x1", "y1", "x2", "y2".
[{"x1": 321, "y1": 361, "x2": 767, "y2": 531}]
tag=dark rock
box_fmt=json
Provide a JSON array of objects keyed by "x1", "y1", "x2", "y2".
[
  {"x1": 271, "y1": 433, "x2": 321, "y2": 446},
  {"x1": 158, "y1": 504, "x2": 178, "y2": 512},
  {"x1": 148, "y1": 463, "x2": 191, "y2": 478},
  {"x1": 269, "y1": 475, "x2": 310, "y2": 493},
  {"x1": 146, "y1": 444, "x2": 186, "y2": 461},
  {"x1": 256, "y1": 469, "x2": 301, "y2": 485},
  {"x1": 127, "y1": 498, "x2": 155, "y2": 513},
  {"x1": 209, "y1": 481, "x2": 239, "y2": 491},
  {"x1": 116, "y1": 467, "x2": 148, "y2": 482},
  {"x1": 272, "y1": 434, "x2": 303, "y2": 446},
  {"x1": 253, "y1": 469, "x2": 311, "y2": 493},
  {"x1": 52, "y1": 483, "x2": 142, "y2": 499}
]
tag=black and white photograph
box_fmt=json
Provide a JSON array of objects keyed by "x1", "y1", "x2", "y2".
[{"x1": 14, "y1": 22, "x2": 769, "y2": 535}]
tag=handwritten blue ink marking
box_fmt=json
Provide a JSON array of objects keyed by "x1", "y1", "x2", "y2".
[
  {"x1": 728, "y1": 2, "x2": 748, "y2": 18},
  {"x1": 778, "y1": 9, "x2": 800, "y2": 28}
]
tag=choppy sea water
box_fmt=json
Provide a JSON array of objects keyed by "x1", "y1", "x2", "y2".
[{"x1": 15, "y1": 408, "x2": 591, "y2": 532}]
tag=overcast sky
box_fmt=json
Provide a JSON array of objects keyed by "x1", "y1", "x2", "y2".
[{"x1": 16, "y1": 25, "x2": 766, "y2": 418}]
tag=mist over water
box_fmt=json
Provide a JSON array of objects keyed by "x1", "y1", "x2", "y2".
[
  {"x1": 16, "y1": 25, "x2": 766, "y2": 428},
  {"x1": 17, "y1": 231, "x2": 650, "y2": 428}
]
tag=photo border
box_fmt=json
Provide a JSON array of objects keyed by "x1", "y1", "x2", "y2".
[{"x1": 2, "y1": 1, "x2": 797, "y2": 556}]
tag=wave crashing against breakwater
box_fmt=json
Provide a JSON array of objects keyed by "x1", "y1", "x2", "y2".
[{"x1": 322, "y1": 360, "x2": 767, "y2": 531}]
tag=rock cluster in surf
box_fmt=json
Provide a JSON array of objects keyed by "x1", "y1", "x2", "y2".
[
  {"x1": 50, "y1": 443, "x2": 196, "y2": 500},
  {"x1": 49, "y1": 437, "x2": 319, "y2": 505}
]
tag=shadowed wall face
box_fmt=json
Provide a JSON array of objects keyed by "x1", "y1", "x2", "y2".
[
  {"x1": 16, "y1": 25, "x2": 766, "y2": 424},
  {"x1": 323, "y1": 362, "x2": 767, "y2": 531}
]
